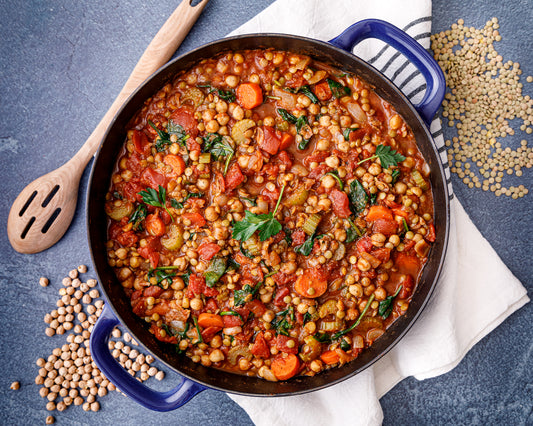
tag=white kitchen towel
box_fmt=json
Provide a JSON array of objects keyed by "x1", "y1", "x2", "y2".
[{"x1": 226, "y1": 1, "x2": 530, "y2": 425}]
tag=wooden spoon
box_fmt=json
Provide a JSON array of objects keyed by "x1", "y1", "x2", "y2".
[{"x1": 7, "y1": 0, "x2": 210, "y2": 254}]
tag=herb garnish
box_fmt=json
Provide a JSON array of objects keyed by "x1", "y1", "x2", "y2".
[
  {"x1": 391, "y1": 169, "x2": 400, "y2": 184},
  {"x1": 299, "y1": 85, "x2": 319, "y2": 103},
  {"x1": 277, "y1": 108, "x2": 311, "y2": 149},
  {"x1": 204, "y1": 257, "x2": 227, "y2": 288},
  {"x1": 233, "y1": 282, "x2": 262, "y2": 307},
  {"x1": 332, "y1": 294, "x2": 375, "y2": 340},
  {"x1": 204, "y1": 135, "x2": 234, "y2": 175},
  {"x1": 192, "y1": 316, "x2": 203, "y2": 343},
  {"x1": 348, "y1": 179, "x2": 368, "y2": 216},
  {"x1": 294, "y1": 233, "x2": 325, "y2": 256},
  {"x1": 342, "y1": 127, "x2": 360, "y2": 141},
  {"x1": 148, "y1": 120, "x2": 189, "y2": 151},
  {"x1": 345, "y1": 218, "x2": 362, "y2": 243},
  {"x1": 197, "y1": 84, "x2": 236, "y2": 102},
  {"x1": 129, "y1": 204, "x2": 147, "y2": 231},
  {"x1": 271, "y1": 306, "x2": 295, "y2": 336},
  {"x1": 220, "y1": 310, "x2": 243, "y2": 321},
  {"x1": 232, "y1": 185, "x2": 286, "y2": 242},
  {"x1": 170, "y1": 193, "x2": 203, "y2": 210},
  {"x1": 357, "y1": 144, "x2": 406, "y2": 169},
  {"x1": 324, "y1": 170, "x2": 344, "y2": 190},
  {"x1": 327, "y1": 78, "x2": 351, "y2": 98},
  {"x1": 378, "y1": 286, "x2": 403, "y2": 319},
  {"x1": 138, "y1": 185, "x2": 174, "y2": 221},
  {"x1": 147, "y1": 265, "x2": 181, "y2": 287}
]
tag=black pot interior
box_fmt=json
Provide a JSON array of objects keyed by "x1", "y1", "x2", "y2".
[{"x1": 87, "y1": 34, "x2": 449, "y2": 397}]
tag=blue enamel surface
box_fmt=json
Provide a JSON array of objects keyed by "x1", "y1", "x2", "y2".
[{"x1": 329, "y1": 19, "x2": 446, "y2": 125}]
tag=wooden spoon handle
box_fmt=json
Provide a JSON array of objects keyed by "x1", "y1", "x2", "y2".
[{"x1": 70, "y1": 0, "x2": 210, "y2": 172}]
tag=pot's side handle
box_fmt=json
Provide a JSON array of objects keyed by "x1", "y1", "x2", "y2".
[
  {"x1": 329, "y1": 19, "x2": 445, "y2": 125},
  {"x1": 90, "y1": 305, "x2": 206, "y2": 412}
]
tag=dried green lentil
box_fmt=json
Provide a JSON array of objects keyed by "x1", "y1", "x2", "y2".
[{"x1": 431, "y1": 18, "x2": 532, "y2": 198}]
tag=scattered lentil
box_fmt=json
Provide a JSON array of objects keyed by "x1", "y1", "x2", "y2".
[{"x1": 431, "y1": 18, "x2": 532, "y2": 197}]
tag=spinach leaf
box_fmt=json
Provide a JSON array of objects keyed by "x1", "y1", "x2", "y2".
[
  {"x1": 332, "y1": 294, "x2": 375, "y2": 340},
  {"x1": 327, "y1": 78, "x2": 351, "y2": 98},
  {"x1": 170, "y1": 193, "x2": 203, "y2": 209},
  {"x1": 204, "y1": 257, "x2": 227, "y2": 288},
  {"x1": 271, "y1": 306, "x2": 294, "y2": 336},
  {"x1": 220, "y1": 310, "x2": 243, "y2": 321},
  {"x1": 342, "y1": 127, "x2": 360, "y2": 141},
  {"x1": 294, "y1": 234, "x2": 315, "y2": 256},
  {"x1": 198, "y1": 84, "x2": 236, "y2": 102},
  {"x1": 147, "y1": 265, "x2": 181, "y2": 287},
  {"x1": 312, "y1": 332, "x2": 332, "y2": 343},
  {"x1": 324, "y1": 170, "x2": 344, "y2": 190},
  {"x1": 378, "y1": 286, "x2": 403, "y2": 319},
  {"x1": 129, "y1": 204, "x2": 147, "y2": 231},
  {"x1": 299, "y1": 85, "x2": 319, "y2": 103},
  {"x1": 391, "y1": 169, "x2": 400, "y2": 184},
  {"x1": 298, "y1": 137, "x2": 312, "y2": 150},
  {"x1": 233, "y1": 282, "x2": 261, "y2": 307},
  {"x1": 348, "y1": 179, "x2": 368, "y2": 216}
]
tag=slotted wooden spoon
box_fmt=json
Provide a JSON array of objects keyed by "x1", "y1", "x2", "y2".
[{"x1": 8, "y1": 0, "x2": 210, "y2": 254}]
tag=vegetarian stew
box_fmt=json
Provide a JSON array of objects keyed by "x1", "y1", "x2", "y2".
[{"x1": 105, "y1": 49, "x2": 435, "y2": 381}]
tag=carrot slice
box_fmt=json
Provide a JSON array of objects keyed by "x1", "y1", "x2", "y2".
[
  {"x1": 320, "y1": 350, "x2": 340, "y2": 365},
  {"x1": 197, "y1": 313, "x2": 224, "y2": 328},
  {"x1": 164, "y1": 154, "x2": 186, "y2": 176},
  {"x1": 366, "y1": 205, "x2": 393, "y2": 222},
  {"x1": 279, "y1": 132, "x2": 294, "y2": 150},
  {"x1": 271, "y1": 353, "x2": 300, "y2": 380},
  {"x1": 294, "y1": 268, "x2": 327, "y2": 298},
  {"x1": 236, "y1": 83, "x2": 263, "y2": 109}
]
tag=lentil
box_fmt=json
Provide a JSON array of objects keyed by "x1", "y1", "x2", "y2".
[{"x1": 431, "y1": 18, "x2": 532, "y2": 197}]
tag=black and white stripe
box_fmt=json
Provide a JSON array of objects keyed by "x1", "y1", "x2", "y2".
[{"x1": 368, "y1": 16, "x2": 453, "y2": 199}]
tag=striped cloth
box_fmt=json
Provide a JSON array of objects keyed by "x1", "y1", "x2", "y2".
[{"x1": 227, "y1": 1, "x2": 527, "y2": 425}]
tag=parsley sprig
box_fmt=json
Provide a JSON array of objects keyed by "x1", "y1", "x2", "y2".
[
  {"x1": 357, "y1": 144, "x2": 406, "y2": 169},
  {"x1": 138, "y1": 185, "x2": 174, "y2": 221},
  {"x1": 232, "y1": 185, "x2": 286, "y2": 242}
]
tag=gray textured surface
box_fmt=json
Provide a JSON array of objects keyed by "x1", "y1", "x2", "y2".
[{"x1": 1, "y1": 0, "x2": 531, "y2": 425}]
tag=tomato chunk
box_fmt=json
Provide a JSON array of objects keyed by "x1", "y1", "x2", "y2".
[
  {"x1": 197, "y1": 242, "x2": 221, "y2": 261},
  {"x1": 259, "y1": 126, "x2": 281, "y2": 155},
  {"x1": 169, "y1": 106, "x2": 198, "y2": 138},
  {"x1": 329, "y1": 189, "x2": 351, "y2": 218},
  {"x1": 250, "y1": 332, "x2": 270, "y2": 359},
  {"x1": 225, "y1": 162, "x2": 245, "y2": 191}
]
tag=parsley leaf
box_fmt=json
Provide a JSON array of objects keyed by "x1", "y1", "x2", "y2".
[
  {"x1": 232, "y1": 185, "x2": 286, "y2": 242},
  {"x1": 326, "y1": 78, "x2": 351, "y2": 98},
  {"x1": 129, "y1": 204, "x2": 147, "y2": 231},
  {"x1": 138, "y1": 185, "x2": 174, "y2": 221},
  {"x1": 348, "y1": 179, "x2": 368, "y2": 216},
  {"x1": 357, "y1": 144, "x2": 406, "y2": 169},
  {"x1": 378, "y1": 286, "x2": 403, "y2": 319}
]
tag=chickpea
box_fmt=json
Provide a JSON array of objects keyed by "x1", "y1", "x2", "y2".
[
  {"x1": 321, "y1": 174, "x2": 336, "y2": 189},
  {"x1": 394, "y1": 181, "x2": 407, "y2": 194},
  {"x1": 205, "y1": 206, "x2": 219, "y2": 222},
  {"x1": 216, "y1": 113, "x2": 230, "y2": 126},
  {"x1": 215, "y1": 100, "x2": 228, "y2": 113},
  {"x1": 316, "y1": 138, "x2": 330, "y2": 151},
  {"x1": 368, "y1": 163, "x2": 382, "y2": 176},
  {"x1": 325, "y1": 156, "x2": 340, "y2": 168},
  {"x1": 232, "y1": 105, "x2": 244, "y2": 121},
  {"x1": 209, "y1": 349, "x2": 225, "y2": 363},
  {"x1": 239, "y1": 358, "x2": 251, "y2": 371},
  {"x1": 262, "y1": 310, "x2": 275, "y2": 323},
  {"x1": 197, "y1": 179, "x2": 209, "y2": 191},
  {"x1": 225, "y1": 75, "x2": 239, "y2": 88},
  {"x1": 190, "y1": 298, "x2": 203, "y2": 311},
  {"x1": 374, "y1": 287, "x2": 387, "y2": 301},
  {"x1": 357, "y1": 258, "x2": 371, "y2": 272},
  {"x1": 389, "y1": 114, "x2": 402, "y2": 130},
  {"x1": 263, "y1": 116, "x2": 275, "y2": 127},
  {"x1": 349, "y1": 284, "x2": 363, "y2": 298},
  {"x1": 205, "y1": 120, "x2": 220, "y2": 133}
]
